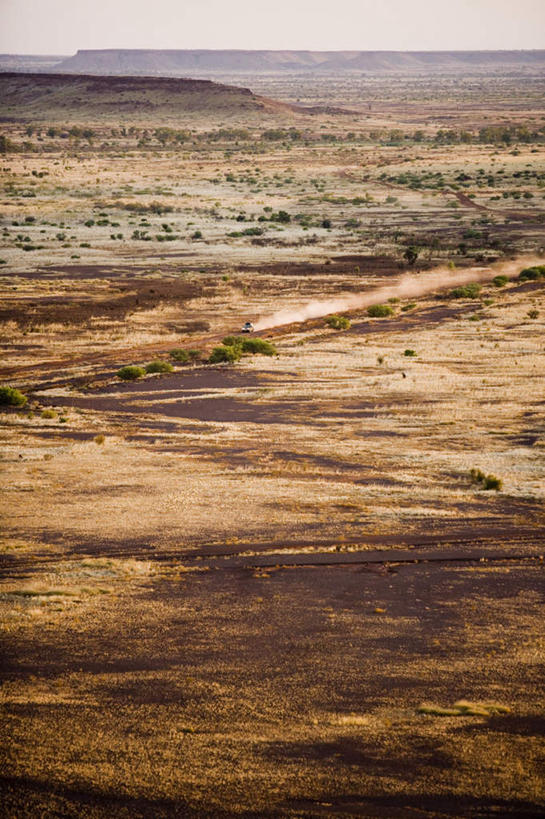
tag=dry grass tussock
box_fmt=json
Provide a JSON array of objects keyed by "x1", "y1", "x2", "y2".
[{"x1": 418, "y1": 700, "x2": 511, "y2": 717}]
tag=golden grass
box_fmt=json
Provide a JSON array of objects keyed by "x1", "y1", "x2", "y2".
[{"x1": 418, "y1": 700, "x2": 511, "y2": 717}]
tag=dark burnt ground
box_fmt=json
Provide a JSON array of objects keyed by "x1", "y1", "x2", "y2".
[
  {"x1": 238, "y1": 254, "x2": 426, "y2": 278},
  {"x1": 0, "y1": 276, "x2": 201, "y2": 328},
  {"x1": 1, "y1": 558, "x2": 544, "y2": 817}
]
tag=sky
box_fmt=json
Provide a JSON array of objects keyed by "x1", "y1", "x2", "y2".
[{"x1": 1, "y1": 0, "x2": 544, "y2": 55}]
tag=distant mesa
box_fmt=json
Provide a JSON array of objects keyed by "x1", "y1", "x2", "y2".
[{"x1": 2, "y1": 49, "x2": 545, "y2": 77}]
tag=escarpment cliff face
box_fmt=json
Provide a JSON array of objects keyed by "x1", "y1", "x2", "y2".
[{"x1": 54, "y1": 49, "x2": 545, "y2": 75}]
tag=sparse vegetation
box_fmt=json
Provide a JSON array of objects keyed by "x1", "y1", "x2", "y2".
[
  {"x1": 368, "y1": 304, "x2": 394, "y2": 318},
  {"x1": 240, "y1": 338, "x2": 277, "y2": 356},
  {"x1": 448, "y1": 283, "x2": 482, "y2": 299},
  {"x1": 1, "y1": 64, "x2": 545, "y2": 819},
  {"x1": 209, "y1": 344, "x2": 242, "y2": 364},
  {"x1": 220, "y1": 335, "x2": 277, "y2": 358},
  {"x1": 326, "y1": 315, "x2": 351, "y2": 330},
  {"x1": 145, "y1": 360, "x2": 174, "y2": 374},
  {"x1": 519, "y1": 265, "x2": 545, "y2": 282},
  {"x1": 117, "y1": 365, "x2": 146, "y2": 381},
  {"x1": 169, "y1": 348, "x2": 201, "y2": 363},
  {"x1": 470, "y1": 468, "x2": 503, "y2": 491},
  {"x1": 418, "y1": 700, "x2": 510, "y2": 717},
  {"x1": 403, "y1": 246, "x2": 419, "y2": 266},
  {"x1": 0, "y1": 386, "x2": 27, "y2": 407}
]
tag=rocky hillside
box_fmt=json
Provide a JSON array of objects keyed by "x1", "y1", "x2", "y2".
[{"x1": 0, "y1": 72, "x2": 293, "y2": 121}]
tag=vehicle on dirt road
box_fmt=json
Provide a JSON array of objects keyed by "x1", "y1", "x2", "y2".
[{"x1": 241, "y1": 321, "x2": 254, "y2": 333}]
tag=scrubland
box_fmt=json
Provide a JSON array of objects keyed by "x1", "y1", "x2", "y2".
[{"x1": 1, "y1": 72, "x2": 544, "y2": 817}]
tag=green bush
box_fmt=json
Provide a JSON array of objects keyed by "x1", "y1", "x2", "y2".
[
  {"x1": 209, "y1": 345, "x2": 242, "y2": 364},
  {"x1": 117, "y1": 365, "x2": 146, "y2": 381},
  {"x1": 404, "y1": 349, "x2": 417, "y2": 357},
  {"x1": 519, "y1": 265, "x2": 545, "y2": 282},
  {"x1": 169, "y1": 348, "x2": 190, "y2": 363},
  {"x1": 368, "y1": 304, "x2": 394, "y2": 318},
  {"x1": 401, "y1": 302, "x2": 416, "y2": 312},
  {"x1": 326, "y1": 314, "x2": 351, "y2": 330},
  {"x1": 222, "y1": 335, "x2": 277, "y2": 356},
  {"x1": 222, "y1": 335, "x2": 244, "y2": 350},
  {"x1": 492, "y1": 275, "x2": 509, "y2": 287},
  {"x1": 448, "y1": 283, "x2": 482, "y2": 299},
  {"x1": 41, "y1": 408, "x2": 57, "y2": 419},
  {"x1": 241, "y1": 338, "x2": 277, "y2": 356},
  {"x1": 271, "y1": 210, "x2": 291, "y2": 223},
  {"x1": 470, "y1": 468, "x2": 503, "y2": 491},
  {"x1": 0, "y1": 386, "x2": 27, "y2": 407},
  {"x1": 170, "y1": 348, "x2": 202, "y2": 364},
  {"x1": 145, "y1": 360, "x2": 174, "y2": 374}
]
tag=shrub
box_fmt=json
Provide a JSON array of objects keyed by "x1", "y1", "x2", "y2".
[
  {"x1": 191, "y1": 230, "x2": 202, "y2": 240},
  {"x1": 271, "y1": 210, "x2": 291, "y2": 223},
  {"x1": 169, "y1": 348, "x2": 190, "y2": 363},
  {"x1": 519, "y1": 265, "x2": 545, "y2": 282},
  {"x1": 222, "y1": 335, "x2": 277, "y2": 357},
  {"x1": 470, "y1": 468, "x2": 502, "y2": 491},
  {"x1": 448, "y1": 283, "x2": 482, "y2": 299},
  {"x1": 401, "y1": 302, "x2": 416, "y2": 312},
  {"x1": 41, "y1": 408, "x2": 57, "y2": 419},
  {"x1": 527, "y1": 309, "x2": 539, "y2": 319},
  {"x1": 326, "y1": 315, "x2": 351, "y2": 330},
  {"x1": 403, "y1": 245, "x2": 419, "y2": 265},
  {"x1": 145, "y1": 360, "x2": 173, "y2": 374},
  {"x1": 241, "y1": 338, "x2": 277, "y2": 356},
  {"x1": 404, "y1": 349, "x2": 417, "y2": 357},
  {"x1": 492, "y1": 274, "x2": 509, "y2": 287},
  {"x1": 209, "y1": 345, "x2": 241, "y2": 364},
  {"x1": 117, "y1": 365, "x2": 145, "y2": 381},
  {"x1": 170, "y1": 348, "x2": 202, "y2": 363},
  {"x1": 0, "y1": 386, "x2": 27, "y2": 407},
  {"x1": 94, "y1": 434, "x2": 105, "y2": 445},
  {"x1": 368, "y1": 304, "x2": 394, "y2": 318},
  {"x1": 222, "y1": 335, "x2": 244, "y2": 349}
]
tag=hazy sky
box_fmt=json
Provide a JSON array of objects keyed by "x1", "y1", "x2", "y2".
[{"x1": 1, "y1": 0, "x2": 544, "y2": 54}]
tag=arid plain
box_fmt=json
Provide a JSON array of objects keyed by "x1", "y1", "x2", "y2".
[{"x1": 1, "y1": 68, "x2": 544, "y2": 817}]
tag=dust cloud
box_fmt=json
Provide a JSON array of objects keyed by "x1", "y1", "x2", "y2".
[{"x1": 254, "y1": 256, "x2": 542, "y2": 331}]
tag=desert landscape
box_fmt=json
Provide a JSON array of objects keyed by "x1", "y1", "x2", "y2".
[{"x1": 1, "y1": 51, "x2": 544, "y2": 818}]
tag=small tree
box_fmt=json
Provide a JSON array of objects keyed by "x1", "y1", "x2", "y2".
[
  {"x1": 403, "y1": 246, "x2": 419, "y2": 266},
  {"x1": 209, "y1": 345, "x2": 241, "y2": 364}
]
